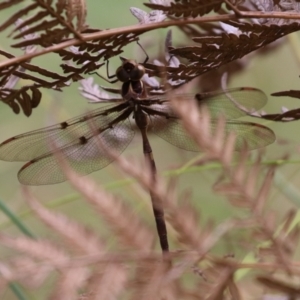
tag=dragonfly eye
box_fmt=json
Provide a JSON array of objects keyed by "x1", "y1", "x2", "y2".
[
  {"x1": 116, "y1": 61, "x2": 145, "y2": 82},
  {"x1": 129, "y1": 64, "x2": 145, "y2": 81},
  {"x1": 116, "y1": 65, "x2": 130, "y2": 82}
]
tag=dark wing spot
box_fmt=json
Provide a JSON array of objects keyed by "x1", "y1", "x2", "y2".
[
  {"x1": 195, "y1": 93, "x2": 204, "y2": 101},
  {"x1": 240, "y1": 87, "x2": 256, "y2": 92},
  {"x1": 60, "y1": 121, "x2": 69, "y2": 129},
  {"x1": 79, "y1": 136, "x2": 88, "y2": 144},
  {"x1": 19, "y1": 159, "x2": 37, "y2": 171},
  {"x1": 0, "y1": 136, "x2": 17, "y2": 145}
]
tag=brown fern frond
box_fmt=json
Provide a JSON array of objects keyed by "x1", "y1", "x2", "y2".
[
  {"x1": 55, "y1": 152, "x2": 155, "y2": 251},
  {"x1": 169, "y1": 91, "x2": 295, "y2": 269},
  {"x1": 57, "y1": 31, "x2": 140, "y2": 74},
  {"x1": 131, "y1": 260, "x2": 174, "y2": 300},
  {"x1": 0, "y1": 30, "x2": 141, "y2": 115},
  {"x1": 144, "y1": 0, "x2": 226, "y2": 18},
  {"x1": 2, "y1": 2, "x2": 300, "y2": 116},
  {"x1": 226, "y1": 0, "x2": 300, "y2": 25},
  {"x1": 86, "y1": 264, "x2": 128, "y2": 300},
  {"x1": 145, "y1": 21, "x2": 300, "y2": 85},
  {"x1": 75, "y1": 108, "x2": 237, "y2": 255},
  {"x1": 49, "y1": 267, "x2": 89, "y2": 300},
  {"x1": 217, "y1": 162, "x2": 292, "y2": 272},
  {"x1": 65, "y1": 0, "x2": 87, "y2": 31},
  {"x1": 0, "y1": 257, "x2": 52, "y2": 288},
  {"x1": 257, "y1": 275, "x2": 300, "y2": 297},
  {"x1": 0, "y1": 0, "x2": 86, "y2": 40},
  {"x1": 167, "y1": 198, "x2": 235, "y2": 253},
  {"x1": 272, "y1": 89, "x2": 300, "y2": 99},
  {"x1": 0, "y1": 41, "x2": 82, "y2": 115},
  {"x1": 0, "y1": 0, "x2": 23, "y2": 10},
  {"x1": 256, "y1": 88, "x2": 300, "y2": 122},
  {"x1": 23, "y1": 188, "x2": 104, "y2": 255},
  {"x1": 258, "y1": 209, "x2": 300, "y2": 263},
  {"x1": 205, "y1": 264, "x2": 236, "y2": 300},
  {"x1": 0, "y1": 86, "x2": 41, "y2": 116},
  {"x1": 0, "y1": 234, "x2": 70, "y2": 267},
  {"x1": 1, "y1": 1, "x2": 300, "y2": 299},
  {"x1": 259, "y1": 108, "x2": 300, "y2": 122}
]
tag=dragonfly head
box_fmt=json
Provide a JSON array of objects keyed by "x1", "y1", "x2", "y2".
[{"x1": 116, "y1": 57, "x2": 145, "y2": 82}]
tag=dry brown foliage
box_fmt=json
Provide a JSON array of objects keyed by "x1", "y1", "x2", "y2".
[
  {"x1": 0, "y1": 96, "x2": 298, "y2": 299},
  {"x1": 0, "y1": 0, "x2": 300, "y2": 115},
  {"x1": 0, "y1": 1, "x2": 300, "y2": 299}
]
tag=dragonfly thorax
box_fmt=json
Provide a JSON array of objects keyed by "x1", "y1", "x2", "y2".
[
  {"x1": 121, "y1": 79, "x2": 146, "y2": 101},
  {"x1": 116, "y1": 58, "x2": 145, "y2": 82}
]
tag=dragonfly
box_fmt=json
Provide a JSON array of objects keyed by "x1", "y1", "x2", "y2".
[{"x1": 0, "y1": 56, "x2": 276, "y2": 253}]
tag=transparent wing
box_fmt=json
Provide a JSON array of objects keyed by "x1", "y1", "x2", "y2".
[
  {"x1": 18, "y1": 116, "x2": 134, "y2": 185},
  {"x1": 0, "y1": 86, "x2": 271, "y2": 185},
  {"x1": 0, "y1": 101, "x2": 134, "y2": 185},
  {"x1": 195, "y1": 87, "x2": 267, "y2": 118},
  {"x1": 219, "y1": 121, "x2": 275, "y2": 151},
  {"x1": 144, "y1": 87, "x2": 274, "y2": 151},
  {"x1": 147, "y1": 87, "x2": 267, "y2": 119},
  {"x1": 149, "y1": 112, "x2": 275, "y2": 152},
  {"x1": 0, "y1": 102, "x2": 129, "y2": 162},
  {"x1": 149, "y1": 116, "x2": 199, "y2": 151}
]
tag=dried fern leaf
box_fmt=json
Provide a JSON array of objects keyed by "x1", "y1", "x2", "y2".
[
  {"x1": 65, "y1": 0, "x2": 87, "y2": 31},
  {"x1": 156, "y1": 21, "x2": 300, "y2": 84},
  {"x1": 24, "y1": 188, "x2": 104, "y2": 255},
  {"x1": 259, "y1": 107, "x2": 300, "y2": 122},
  {"x1": 0, "y1": 86, "x2": 41, "y2": 116},
  {"x1": 144, "y1": 0, "x2": 225, "y2": 18},
  {"x1": 0, "y1": 47, "x2": 85, "y2": 115},
  {"x1": 0, "y1": 3, "x2": 39, "y2": 32},
  {"x1": 0, "y1": 0, "x2": 83, "y2": 43}
]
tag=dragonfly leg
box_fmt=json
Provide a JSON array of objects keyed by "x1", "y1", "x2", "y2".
[{"x1": 136, "y1": 41, "x2": 149, "y2": 64}]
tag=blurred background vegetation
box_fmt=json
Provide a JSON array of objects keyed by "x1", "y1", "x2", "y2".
[{"x1": 0, "y1": 1, "x2": 300, "y2": 298}]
